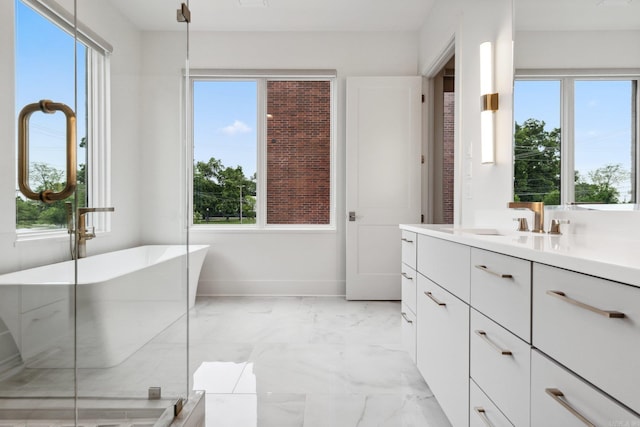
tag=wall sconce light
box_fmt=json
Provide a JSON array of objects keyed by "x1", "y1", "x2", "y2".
[{"x1": 480, "y1": 41, "x2": 498, "y2": 164}]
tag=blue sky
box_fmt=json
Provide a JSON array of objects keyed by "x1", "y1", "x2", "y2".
[
  {"x1": 193, "y1": 81, "x2": 257, "y2": 177},
  {"x1": 15, "y1": 0, "x2": 86, "y2": 174}
]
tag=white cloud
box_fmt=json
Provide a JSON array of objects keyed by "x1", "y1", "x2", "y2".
[{"x1": 220, "y1": 120, "x2": 251, "y2": 135}]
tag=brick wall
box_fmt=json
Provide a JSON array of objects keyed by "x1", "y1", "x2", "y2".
[
  {"x1": 443, "y1": 91, "x2": 455, "y2": 224},
  {"x1": 266, "y1": 81, "x2": 331, "y2": 224}
]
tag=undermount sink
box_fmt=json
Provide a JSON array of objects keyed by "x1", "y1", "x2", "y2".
[{"x1": 440, "y1": 227, "x2": 504, "y2": 236}]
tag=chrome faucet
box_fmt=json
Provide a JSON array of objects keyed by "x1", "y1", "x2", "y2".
[
  {"x1": 76, "y1": 207, "x2": 115, "y2": 258},
  {"x1": 508, "y1": 201, "x2": 545, "y2": 233}
]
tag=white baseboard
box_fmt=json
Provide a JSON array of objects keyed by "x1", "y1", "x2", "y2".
[{"x1": 196, "y1": 279, "x2": 346, "y2": 297}]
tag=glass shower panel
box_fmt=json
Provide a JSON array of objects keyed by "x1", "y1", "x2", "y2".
[
  {"x1": 0, "y1": 0, "x2": 79, "y2": 422},
  {"x1": 73, "y1": 0, "x2": 192, "y2": 424}
]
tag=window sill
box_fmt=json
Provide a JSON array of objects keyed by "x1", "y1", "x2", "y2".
[
  {"x1": 14, "y1": 229, "x2": 112, "y2": 246},
  {"x1": 191, "y1": 225, "x2": 337, "y2": 234}
]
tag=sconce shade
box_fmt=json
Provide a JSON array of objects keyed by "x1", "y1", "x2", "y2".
[{"x1": 480, "y1": 41, "x2": 497, "y2": 164}]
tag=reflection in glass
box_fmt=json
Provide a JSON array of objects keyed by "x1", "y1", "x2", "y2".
[
  {"x1": 574, "y1": 80, "x2": 635, "y2": 204},
  {"x1": 513, "y1": 80, "x2": 561, "y2": 204}
]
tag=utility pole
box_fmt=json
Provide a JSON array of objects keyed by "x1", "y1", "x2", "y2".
[{"x1": 239, "y1": 185, "x2": 243, "y2": 224}]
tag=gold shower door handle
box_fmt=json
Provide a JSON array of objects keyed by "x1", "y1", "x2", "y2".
[{"x1": 18, "y1": 100, "x2": 77, "y2": 203}]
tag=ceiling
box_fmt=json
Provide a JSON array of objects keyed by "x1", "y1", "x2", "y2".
[
  {"x1": 107, "y1": 0, "x2": 436, "y2": 32},
  {"x1": 106, "y1": 0, "x2": 640, "y2": 33}
]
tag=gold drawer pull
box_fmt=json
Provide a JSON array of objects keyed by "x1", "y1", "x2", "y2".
[
  {"x1": 474, "y1": 330, "x2": 512, "y2": 355},
  {"x1": 401, "y1": 272, "x2": 413, "y2": 280},
  {"x1": 424, "y1": 291, "x2": 446, "y2": 307},
  {"x1": 473, "y1": 407, "x2": 496, "y2": 427},
  {"x1": 401, "y1": 237, "x2": 414, "y2": 243},
  {"x1": 545, "y1": 388, "x2": 595, "y2": 427},
  {"x1": 401, "y1": 312, "x2": 413, "y2": 324},
  {"x1": 546, "y1": 290, "x2": 625, "y2": 319},
  {"x1": 474, "y1": 264, "x2": 513, "y2": 279}
]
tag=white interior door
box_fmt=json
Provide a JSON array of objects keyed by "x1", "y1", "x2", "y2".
[{"x1": 346, "y1": 76, "x2": 422, "y2": 300}]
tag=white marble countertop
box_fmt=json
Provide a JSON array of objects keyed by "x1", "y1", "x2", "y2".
[{"x1": 400, "y1": 224, "x2": 640, "y2": 288}]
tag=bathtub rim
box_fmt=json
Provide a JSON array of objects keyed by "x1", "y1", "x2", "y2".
[{"x1": 0, "y1": 244, "x2": 209, "y2": 286}]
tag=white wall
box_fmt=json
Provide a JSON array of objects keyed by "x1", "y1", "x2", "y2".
[
  {"x1": 0, "y1": 1, "x2": 143, "y2": 275},
  {"x1": 418, "y1": 0, "x2": 514, "y2": 227},
  {"x1": 515, "y1": 30, "x2": 640, "y2": 69},
  {"x1": 139, "y1": 31, "x2": 419, "y2": 296}
]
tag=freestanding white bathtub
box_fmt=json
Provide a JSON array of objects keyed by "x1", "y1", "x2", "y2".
[{"x1": 0, "y1": 245, "x2": 209, "y2": 370}]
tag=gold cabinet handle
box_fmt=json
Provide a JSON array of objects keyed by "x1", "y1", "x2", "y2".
[
  {"x1": 473, "y1": 407, "x2": 496, "y2": 427},
  {"x1": 546, "y1": 290, "x2": 625, "y2": 319},
  {"x1": 424, "y1": 291, "x2": 446, "y2": 307},
  {"x1": 401, "y1": 272, "x2": 413, "y2": 280},
  {"x1": 400, "y1": 312, "x2": 413, "y2": 324},
  {"x1": 18, "y1": 100, "x2": 77, "y2": 203},
  {"x1": 401, "y1": 237, "x2": 414, "y2": 243},
  {"x1": 545, "y1": 388, "x2": 595, "y2": 427},
  {"x1": 474, "y1": 264, "x2": 513, "y2": 279},
  {"x1": 474, "y1": 330, "x2": 512, "y2": 355}
]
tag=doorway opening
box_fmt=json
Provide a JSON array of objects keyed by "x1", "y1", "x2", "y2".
[{"x1": 430, "y1": 56, "x2": 455, "y2": 224}]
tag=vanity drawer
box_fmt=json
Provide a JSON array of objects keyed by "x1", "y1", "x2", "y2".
[
  {"x1": 471, "y1": 248, "x2": 531, "y2": 342},
  {"x1": 417, "y1": 235, "x2": 470, "y2": 303},
  {"x1": 416, "y1": 273, "x2": 469, "y2": 427},
  {"x1": 401, "y1": 265, "x2": 416, "y2": 314},
  {"x1": 533, "y1": 263, "x2": 640, "y2": 413},
  {"x1": 401, "y1": 231, "x2": 417, "y2": 269},
  {"x1": 531, "y1": 349, "x2": 640, "y2": 427},
  {"x1": 470, "y1": 380, "x2": 514, "y2": 427},
  {"x1": 400, "y1": 302, "x2": 416, "y2": 363},
  {"x1": 21, "y1": 299, "x2": 69, "y2": 361},
  {"x1": 470, "y1": 309, "x2": 530, "y2": 427}
]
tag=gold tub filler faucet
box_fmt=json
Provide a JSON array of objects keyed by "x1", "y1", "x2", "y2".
[{"x1": 66, "y1": 204, "x2": 115, "y2": 259}]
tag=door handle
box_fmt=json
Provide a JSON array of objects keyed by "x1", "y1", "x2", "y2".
[
  {"x1": 349, "y1": 211, "x2": 356, "y2": 221},
  {"x1": 18, "y1": 100, "x2": 77, "y2": 203}
]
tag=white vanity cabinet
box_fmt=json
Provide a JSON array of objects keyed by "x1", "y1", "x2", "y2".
[
  {"x1": 470, "y1": 248, "x2": 531, "y2": 342},
  {"x1": 400, "y1": 224, "x2": 640, "y2": 426},
  {"x1": 400, "y1": 231, "x2": 417, "y2": 362},
  {"x1": 533, "y1": 263, "x2": 640, "y2": 414},
  {"x1": 531, "y1": 349, "x2": 640, "y2": 426},
  {"x1": 415, "y1": 235, "x2": 470, "y2": 427},
  {"x1": 470, "y1": 309, "x2": 530, "y2": 427},
  {"x1": 417, "y1": 273, "x2": 469, "y2": 427},
  {"x1": 417, "y1": 234, "x2": 470, "y2": 302},
  {"x1": 470, "y1": 380, "x2": 514, "y2": 427}
]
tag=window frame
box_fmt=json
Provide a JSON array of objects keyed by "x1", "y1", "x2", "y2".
[
  {"x1": 189, "y1": 70, "x2": 337, "y2": 231},
  {"x1": 514, "y1": 69, "x2": 640, "y2": 207},
  {"x1": 14, "y1": 0, "x2": 112, "y2": 241}
]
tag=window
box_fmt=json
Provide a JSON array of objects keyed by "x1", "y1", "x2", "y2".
[
  {"x1": 514, "y1": 73, "x2": 639, "y2": 207},
  {"x1": 191, "y1": 72, "x2": 335, "y2": 228},
  {"x1": 15, "y1": 0, "x2": 111, "y2": 236}
]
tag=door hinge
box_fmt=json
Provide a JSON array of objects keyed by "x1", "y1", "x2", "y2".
[
  {"x1": 421, "y1": 214, "x2": 424, "y2": 223},
  {"x1": 421, "y1": 155, "x2": 425, "y2": 164},
  {"x1": 421, "y1": 94, "x2": 425, "y2": 103}
]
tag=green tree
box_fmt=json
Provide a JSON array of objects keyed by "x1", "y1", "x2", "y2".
[
  {"x1": 514, "y1": 119, "x2": 561, "y2": 203},
  {"x1": 193, "y1": 158, "x2": 223, "y2": 221},
  {"x1": 575, "y1": 164, "x2": 628, "y2": 204},
  {"x1": 16, "y1": 161, "x2": 86, "y2": 229},
  {"x1": 193, "y1": 157, "x2": 256, "y2": 223}
]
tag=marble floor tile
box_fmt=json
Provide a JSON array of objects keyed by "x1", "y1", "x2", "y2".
[{"x1": 0, "y1": 296, "x2": 451, "y2": 426}]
